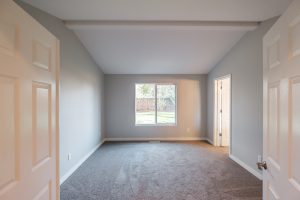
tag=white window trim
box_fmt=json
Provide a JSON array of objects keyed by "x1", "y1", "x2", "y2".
[{"x1": 135, "y1": 83, "x2": 177, "y2": 126}]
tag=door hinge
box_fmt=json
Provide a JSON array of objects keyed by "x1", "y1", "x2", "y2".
[
  {"x1": 219, "y1": 133, "x2": 222, "y2": 136},
  {"x1": 220, "y1": 109, "x2": 222, "y2": 113}
]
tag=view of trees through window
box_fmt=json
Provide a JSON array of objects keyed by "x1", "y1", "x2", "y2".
[{"x1": 135, "y1": 84, "x2": 176, "y2": 125}]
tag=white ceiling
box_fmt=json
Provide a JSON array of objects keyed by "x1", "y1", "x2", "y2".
[
  {"x1": 72, "y1": 28, "x2": 247, "y2": 74},
  {"x1": 21, "y1": 0, "x2": 292, "y2": 74}
]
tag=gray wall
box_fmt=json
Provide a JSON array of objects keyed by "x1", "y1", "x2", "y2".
[
  {"x1": 207, "y1": 18, "x2": 277, "y2": 174},
  {"x1": 105, "y1": 75, "x2": 207, "y2": 139},
  {"x1": 16, "y1": 1, "x2": 105, "y2": 178}
]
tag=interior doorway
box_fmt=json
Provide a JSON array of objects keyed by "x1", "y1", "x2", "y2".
[{"x1": 214, "y1": 75, "x2": 231, "y2": 150}]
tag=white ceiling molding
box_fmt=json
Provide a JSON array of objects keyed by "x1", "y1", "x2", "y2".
[{"x1": 65, "y1": 20, "x2": 259, "y2": 31}]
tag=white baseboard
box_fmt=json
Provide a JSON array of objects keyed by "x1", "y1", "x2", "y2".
[
  {"x1": 229, "y1": 154, "x2": 262, "y2": 180},
  {"x1": 104, "y1": 137, "x2": 208, "y2": 142},
  {"x1": 60, "y1": 140, "x2": 105, "y2": 185}
]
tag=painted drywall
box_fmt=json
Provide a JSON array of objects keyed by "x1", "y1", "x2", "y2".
[
  {"x1": 15, "y1": 1, "x2": 105, "y2": 178},
  {"x1": 105, "y1": 75, "x2": 207, "y2": 140},
  {"x1": 207, "y1": 17, "x2": 278, "y2": 175}
]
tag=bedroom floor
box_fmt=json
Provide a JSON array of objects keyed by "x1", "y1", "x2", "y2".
[{"x1": 61, "y1": 141, "x2": 262, "y2": 200}]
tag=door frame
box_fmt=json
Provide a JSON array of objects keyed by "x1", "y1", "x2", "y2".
[
  {"x1": 213, "y1": 74, "x2": 232, "y2": 152},
  {"x1": 55, "y1": 40, "x2": 61, "y2": 200}
]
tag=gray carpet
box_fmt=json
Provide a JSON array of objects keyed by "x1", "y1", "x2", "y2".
[{"x1": 61, "y1": 141, "x2": 262, "y2": 200}]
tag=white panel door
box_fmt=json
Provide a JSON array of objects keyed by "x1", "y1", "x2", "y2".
[
  {"x1": 263, "y1": 0, "x2": 300, "y2": 199},
  {"x1": 0, "y1": 1, "x2": 59, "y2": 200}
]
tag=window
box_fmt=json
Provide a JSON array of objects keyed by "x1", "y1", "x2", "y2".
[{"x1": 135, "y1": 83, "x2": 176, "y2": 125}]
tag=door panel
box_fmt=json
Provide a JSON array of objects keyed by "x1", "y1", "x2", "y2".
[
  {"x1": 267, "y1": 83, "x2": 280, "y2": 171},
  {"x1": 32, "y1": 82, "x2": 51, "y2": 168},
  {"x1": 32, "y1": 41, "x2": 52, "y2": 71},
  {"x1": 289, "y1": 77, "x2": 300, "y2": 192},
  {"x1": 33, "y1": 182, "x2": 51, "y2": 200},
  {"x1": 289, "y1": 17, "x2": 300, "y2": 59},
  {"x1": 263, "y1": 0, "x2": 300, "y2": 199},
  {"x1": 0, "y1": 0, "x2": 59, "y2": 199},
  {"x1": 267, "y1": 183, "x2": 280, "y2": 200},
  {"x1": 268, "y1": 37, "x2": 281, "y2": 70},
  {"x1": 0, "y1": 76, "x2": 19, "y2": 193},
  {"x1": 0, "y1": 22, "x2": 16, "y2": 56}
]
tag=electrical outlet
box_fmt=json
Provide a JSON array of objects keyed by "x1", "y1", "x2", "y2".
[{"x1": 68, "y1": 153, "x2": 72, "y2": 161}]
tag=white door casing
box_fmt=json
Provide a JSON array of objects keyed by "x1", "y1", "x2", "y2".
[
  {"x1": 263, "y1": 0, "x2": 300, "y2": 199},
  {"x1": 0, "y1": 0, "x2": 60, "y2": 200}
]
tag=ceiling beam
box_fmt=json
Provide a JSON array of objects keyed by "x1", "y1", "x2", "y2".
[{"x1": 65, "y1": 20, "x2": 259, "y2": 31}]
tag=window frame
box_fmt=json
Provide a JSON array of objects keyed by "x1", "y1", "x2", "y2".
[{"x1": 135, "y1": 83, "x2": 177, "y2": 126}]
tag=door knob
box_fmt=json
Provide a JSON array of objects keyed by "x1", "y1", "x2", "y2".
[{"x1": 257, "y1": 161, "x2": 267, "y2": 170}]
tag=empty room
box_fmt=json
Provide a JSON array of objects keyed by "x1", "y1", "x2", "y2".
[{"x1": 0, "y1": 0, "x2": 300, "y2": 199}]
